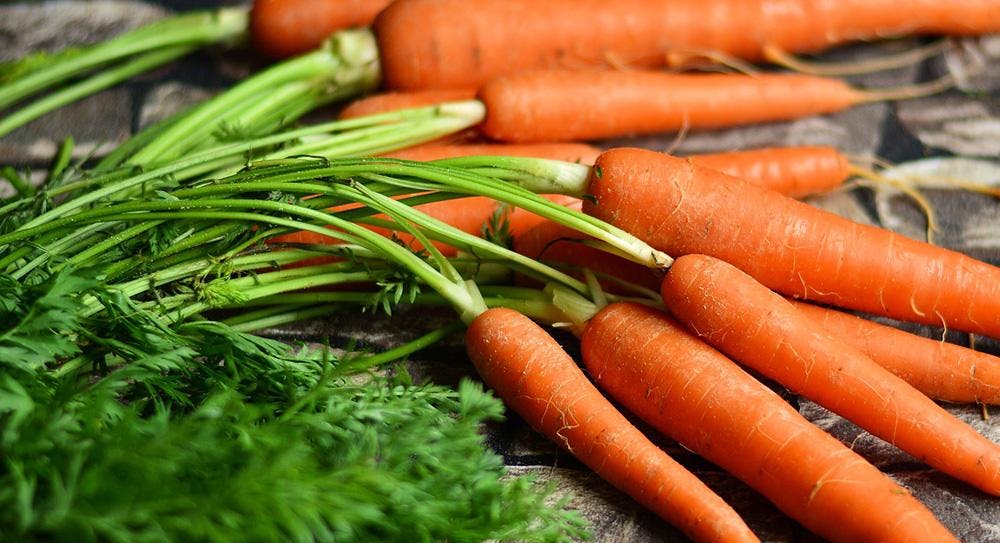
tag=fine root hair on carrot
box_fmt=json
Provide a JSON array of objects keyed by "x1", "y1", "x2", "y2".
[
  {"x1": 854, "y1": 73, "x2": 956, "y2": 103},
  {"x1": 762, "y1": 39, "x2": 953, "y2": 76},
  {"x1": 664, "y1": 47, "x2": 763, "y2": 75},
  {"x1": 662, "y1": 113, "x2": 690, "y2": 156},
  {"x1": 848, "y1": 163, "x2": 940, "y2": 244}
]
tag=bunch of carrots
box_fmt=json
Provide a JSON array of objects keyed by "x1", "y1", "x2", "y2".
[{"x1": 3, "y1": 0, "x2": 1000, "y2": 542}]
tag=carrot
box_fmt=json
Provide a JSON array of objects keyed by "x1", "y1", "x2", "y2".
[
  {"x1": 513, "y1": 219, "x2": 662, "y2": 293},
  {"x1": 381, "y1": 142, "x2": 602, "y2": 165},
  {"x1": 338, "y1": 89, "x2": 478, "y2": 119},
  {"x1": 582, "y1": 147, "x2": 1000, "y2": 338},
  {"x1": 582, "y1": 302, "x2": 959, "y2": 543},
  {"x1": 689, "y1": 146, "x2": 850, "y2": 199},
  {"x1": 477, "y1": 70, "x2": 942, "y2": 143},
  {"x1": 374, "y1": 0, "x2": 999, "y2": 90},
  {"x1": 660, "y1": 253, "x2": 1000, "y2": 495},
  {"x1": 465, "y1": 307, "x2": 760, "y2": 543},
  {"x1": 251, "y1": 0, "x2": 394, "y2": 58},
  {"x1": 791, "y1": 300, "x2": 1000, "y2": 405}
]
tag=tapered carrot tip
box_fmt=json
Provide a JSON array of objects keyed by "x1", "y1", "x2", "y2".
[{"x1": 466, "y1": 308, "x2": 761, "y2": 543}]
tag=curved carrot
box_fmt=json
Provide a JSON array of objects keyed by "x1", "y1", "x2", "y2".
[
  {"x1": 582, "y1": 302, "x2": 959, "y2": 543},
  {"x1": 583, "y1": 147, "x2": 1000, "y2": 338},
  {"x1": 250, "y1": 0, "x2": 393, "y2": 58},
  {"x1": 374, "y1": 0, "x2": 999, "y2": 90},
  {"x1": 466, "y1": 307, "x2": 760, "y2": 543},
  {"x1": 660, "y1": 253, "x2": 1000, "y2": 495},
  {"x1": 478, "y1": 71, "x2": 868, "y2": 143},
  {"x1": 791, "y1": 300, "x2": 1000, "y2": 405},
  {"x1": 338, "y1": 89, "x2": 478, "y2": 119}
]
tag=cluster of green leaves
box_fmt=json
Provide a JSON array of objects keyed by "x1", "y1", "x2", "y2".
[{"x1": 0, "y1": 270, "x2": 589, "y2": 542}]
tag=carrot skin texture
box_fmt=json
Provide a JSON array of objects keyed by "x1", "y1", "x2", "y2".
[
  {"x1": 660, "y1": 254, "x2": 1000, "y2": 496},
  {"x1": 466, "y1": 308, "x2": 761, "y2": 543},
  {"x1": 584, "y1": 147, "x2": 1000, "y2": 338},
  {"x1": 690, "y1": 146, "x2": 850, "y2": 199},
  {"x1": 374, "y1": 0, "x2": 1000, "y2": 90},
  {"x1": 583, "y1": 302, "x2": 959, "y2": 543},
  {"x1": 792, "y1": 300, "x2": 1000, "y2": 405},
  {"x1": 251, "y1": 0, "x2": 393, "y2": 58},
  {"x1": 478, "y1": 71, "x2": 861, "y2": 143}
]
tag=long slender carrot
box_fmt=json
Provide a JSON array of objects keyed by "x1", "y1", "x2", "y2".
[
  {"x1": 374, "y1": 0, "x2": 999, "y2": 90},
  {"x1": 659, "y1": 253, "x2": 1000, "y2": 495},
  {"x1": 466, "y1": 307, "x2": 761, "y2": 543},
  {"x1": 251, "y1": 0, "x2": 393, "y2": 58},
  {"x1": 791, "y1": 300, "x2": 1000, "y2": 405},
  {"x1": 582, "y1": 302, "x2": 960, "y2": 543},
  {"x1": 477, "y1": 70, "x2": 941, "y2": 143},
  {"x1": 338, "y1": 89, "x2": 478, "y2": 119},
  {"x1": 582, "y1": 147, "x2": 1000, "y2": 338}
]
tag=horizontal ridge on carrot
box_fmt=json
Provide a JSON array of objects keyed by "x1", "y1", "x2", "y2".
[
  {"x1": 660, "y1": 254, "x2": 1000, "y2": 495},
  {"x1": 791, "y1": 300, "x2": 1000, "y2": 405},
  {"x1": 582, "y1": 302, "x2": 959, "y2": 543},
  {"x1": 374, "y1": 0, "x2": 999, "y2": 90},
  {"x1": 581, "y1": 147, "x2": 1000, "y2": 338},
  {"x1": 466, "y1": 307, "x2": 760, "y2": 543}
]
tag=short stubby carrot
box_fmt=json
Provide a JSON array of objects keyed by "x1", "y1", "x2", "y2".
[
  {"x1": 583, "y1": 147, "x2": 1000, "y2": 338},
  {"x1": 792, "y1": 300, "x2": 1000, "y2": 405},
  {"x1": 374, "y1": 0, "x2": 999, "y2": 90},
  {"x1": 659, "y1": 253, "x2": 1000, "y2": 496},
  {"x1": 251, "y1": 0, "x2": 393, "y2": 58},
  {"x1": 582, "y1": 302, "x2": 959, "y2": 543},
  {"x1": 465, "y1": 307, "x2": 760, "y2": 543},
  {"x1": 337, "y1": 88, "x2": 478, "y2": 119},
  {"x1": 477, "y1": 71, "x2": 863, "y2": 143}
]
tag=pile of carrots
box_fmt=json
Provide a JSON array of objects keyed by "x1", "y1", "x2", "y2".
[
  {"x1": 19, "y1": 0, "x2": 1000, "y2": 541},
  {"x1": 245, "y1": 0, "x2": 1000, "y2": 541}
]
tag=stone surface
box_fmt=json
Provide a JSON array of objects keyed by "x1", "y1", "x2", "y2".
[{"x1": 2, "y1": 2, "x2": 999, "y2": 542}]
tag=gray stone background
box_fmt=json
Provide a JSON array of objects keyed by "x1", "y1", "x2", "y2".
[{"x1": 2, "y1": 1, "x2": 999, "y2": 541}]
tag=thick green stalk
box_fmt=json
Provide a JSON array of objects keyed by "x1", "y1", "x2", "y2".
[{"x1": 126, "y1": 29, "x2": 381, "y2": 166}]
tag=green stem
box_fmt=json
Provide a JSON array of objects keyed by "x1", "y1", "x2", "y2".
[
  {"x1": 0, "y1": 45, "x2": 195, "y2": 138},
  {"x1": 0, "y1": 7, "x2": 248, "y2": 111},
  {"x1": 336, "y1": 322, "x2": 465, "y2": 374},
  {"x1": 126, "y1": 29, "x2": 380, "y2": 166}
]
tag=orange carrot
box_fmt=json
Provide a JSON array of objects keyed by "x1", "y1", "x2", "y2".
[
  {"x1": 791, "y1": 300, "x2": 1000, "y2": 405},
  {"x1": 466, "y1": 307, "x2": 760, "y2": 543},
  {"x1": 374, "y1": 0, "x2": 999, "y2": 90},
  {"x1": 582, "y1": 302, "x2": 960, "y2": 543},
  {"x1": 583, "y1": 147, "x2": 1000, "y2": 338},
  {"x1": 689, "y1": 146, "x2": 850, "y2": 199},
  {"x1": 338, "y1": 88, "x2": 478, "y2": 119},
  {"x1": 659, "y1": 253, "x2": 1000, "y2": 495},
  {"x1": 513, "y1": 219, "x2": 662, "y2": 293},
  {"x1": 251, "y1": 0, "x2": 393, "y2": 58},
  {"x1": 381, "y1": 142, "x2": 602, "y2": 165},
  {"x1": 478, "y1": 71, "x2": 893, "y2": 143}
]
